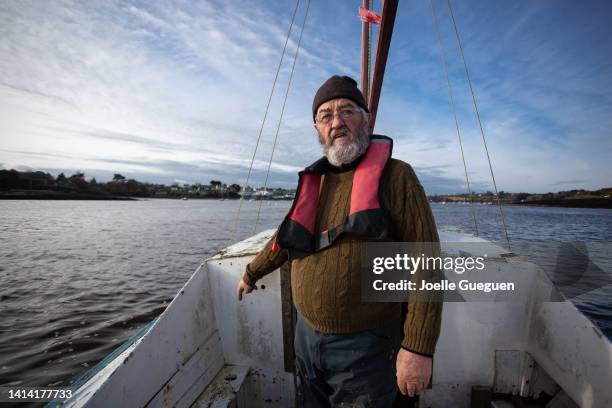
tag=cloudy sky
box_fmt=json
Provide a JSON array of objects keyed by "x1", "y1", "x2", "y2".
[{"x1": 1, "y1": 0, "x2": 610, "y2": 194}]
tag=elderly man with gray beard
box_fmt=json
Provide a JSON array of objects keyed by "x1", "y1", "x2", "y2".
[{"x1": 237, "y1": 75, "x2": 441, "y2": 407}]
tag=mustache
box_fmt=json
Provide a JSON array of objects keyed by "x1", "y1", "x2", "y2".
[{"x1": 330, "y1": 127, "x2": 349, "y2": 140}]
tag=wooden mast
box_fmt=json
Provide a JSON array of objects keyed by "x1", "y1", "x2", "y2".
[
  {"x1": 360, "y1": 0, "x2": 371, "y2": 104},
  {"x1": 362, "y1": 0, "x2": 399, "y2": 134}
]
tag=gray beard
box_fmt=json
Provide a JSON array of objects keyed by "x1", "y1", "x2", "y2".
[{"x1": 321, "y1": 125, "x2": 370, "y2": 167}]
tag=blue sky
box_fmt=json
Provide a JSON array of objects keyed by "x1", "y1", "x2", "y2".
[{"x1": 0, "y1": 0, "x2": 610, "y2": 194}]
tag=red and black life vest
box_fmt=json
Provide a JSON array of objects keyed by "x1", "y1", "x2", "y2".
[{"x1": 274, "y1": 135, "x2": 395, "y2": 260}]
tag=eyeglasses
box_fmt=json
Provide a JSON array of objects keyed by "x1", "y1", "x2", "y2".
[{"x1": 315, "y1": 107, "x2": 360, "y2": 125}]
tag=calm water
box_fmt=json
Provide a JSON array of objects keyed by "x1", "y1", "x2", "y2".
[{"x1": 0, "y1": 199, "x2": 610, "y2": 393}]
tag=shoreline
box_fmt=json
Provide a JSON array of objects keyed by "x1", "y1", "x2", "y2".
[
  {"x1": 1, "y1": 192, "x2": 610, "y2": 208},
  {"x1": 517, "y1": 198, "x2": 612, "y2": 209},
  {"x1": 0, "y1": 193, "x2": 138, "y2": 200},
  {"x1": 430, "y1": 198, "x2": 612, "y2": 210},
  {"x1": 0, "y1": 192, "x2": 291, "y2": 201}
]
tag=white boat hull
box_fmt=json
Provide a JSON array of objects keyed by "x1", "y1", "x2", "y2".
[{"x1": 58, "y1": 229, "x2": 611, "y2": 408}]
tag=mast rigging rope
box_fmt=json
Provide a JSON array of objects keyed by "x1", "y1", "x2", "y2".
[
  {"x1": 428, "y1": 0, "x2": 479, "y2": 236},
  {"x1": 231, "y1": 0, "x2": 301, "y2": 243},
  {"x1": 254, "y1": 0, "x2": 311, "y2": 233},
  {"x1": 446, "y1": 0, "x2": 511, "y2": 249}
]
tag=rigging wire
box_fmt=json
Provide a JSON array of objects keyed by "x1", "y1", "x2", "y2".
[
  {"x1": 446, "y1": 0, "x2": 511, "y2": 249},
  {"x1": 428, "y1": 0, "x2": 479, "y2": 236},
  {"x1": 254, "y1": 0, "x2": 311, "y2": 233},
  {"x1": 230, "y1": 0, "x2": 301, "y2": 243}
]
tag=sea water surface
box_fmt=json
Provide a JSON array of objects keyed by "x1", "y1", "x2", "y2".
[{"x1": 0, "y1": 199, "x2": 610, "y2": 392}]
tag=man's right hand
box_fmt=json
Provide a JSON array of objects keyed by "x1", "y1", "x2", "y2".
[{"x1": 236, "y1": 279, "x2": 257, "y2": 301}]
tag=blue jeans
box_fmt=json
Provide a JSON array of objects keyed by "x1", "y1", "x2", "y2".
[{"x1": 294, "y1": 313, "x2": 401, "y2": 407}]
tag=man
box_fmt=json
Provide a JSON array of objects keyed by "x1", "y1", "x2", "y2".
[{"x1": 236, "y1": 75, "x2": 441, "y2": 407}]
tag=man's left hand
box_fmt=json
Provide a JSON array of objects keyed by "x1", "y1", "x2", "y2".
[{"x1": 396, "y1": 348, "x2": 432, "y2": 397}]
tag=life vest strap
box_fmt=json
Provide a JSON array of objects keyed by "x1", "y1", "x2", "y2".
[{"x1": 317, "y1": 224, "x2": 346, "y2": 251}]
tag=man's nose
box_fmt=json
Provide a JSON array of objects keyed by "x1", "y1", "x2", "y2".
[{"x1": 331, "y1": 113, "x2": 345, "y2": 128}]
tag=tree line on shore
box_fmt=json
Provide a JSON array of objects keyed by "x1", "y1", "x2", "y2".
[
  {"x1": 1, "y1": 169, "x2": 609, "y2": 207},
  {"x1": 0, "y1": 169, "x2": 245, "y2": 198},
  {"x1": 429, "y1": 188, "x2": 612, "y2": 208}
]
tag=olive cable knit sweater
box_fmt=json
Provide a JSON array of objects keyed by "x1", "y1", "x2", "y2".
[{"x1": 242, "y1": 158, "x2": 442, "y2": 356}]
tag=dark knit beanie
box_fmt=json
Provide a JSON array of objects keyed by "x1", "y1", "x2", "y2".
[{"x1": 312, "y1": 75, "x2": 369, "y2": 121}]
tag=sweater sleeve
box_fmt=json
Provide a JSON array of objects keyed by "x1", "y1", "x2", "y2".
[
  {"x1": 390, "y1": 163, "x2": 443, "y2": 356},
  {"x1": 241, "y1": 232, "x2": 289, "y2": 286}
]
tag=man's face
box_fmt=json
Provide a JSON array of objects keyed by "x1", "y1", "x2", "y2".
[{"x1": 314, "y1": 98, "x2": 370, "y2": 166}]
